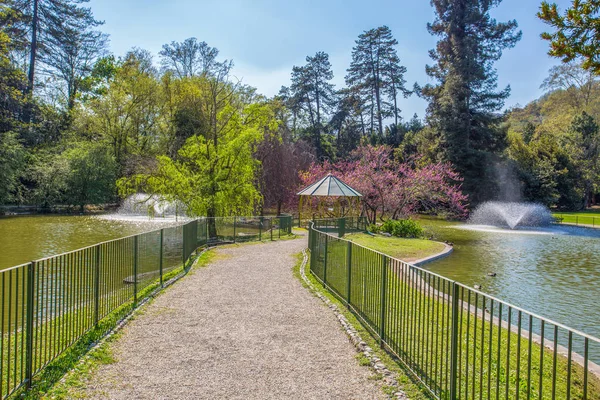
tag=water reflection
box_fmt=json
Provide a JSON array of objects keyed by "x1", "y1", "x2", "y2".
[{"x1": 0, "y1": 214, "x2": 180, "y2": 270}]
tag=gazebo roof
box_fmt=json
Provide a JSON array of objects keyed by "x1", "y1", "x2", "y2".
[{"x1": 297, "y1": 174, "x2": 362, "y2": 197}]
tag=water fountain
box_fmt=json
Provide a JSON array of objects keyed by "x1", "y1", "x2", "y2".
[
  {"x1": 468, "y1": 201, "x2": 554, "y2": 229},
  {"x1": 99, "y1": 193, "x2": 188, "y2": 223}
]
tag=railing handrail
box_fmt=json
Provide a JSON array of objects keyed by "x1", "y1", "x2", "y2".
[{"x1": 308, "y1": 221, "x2": 600, "y2": 345}]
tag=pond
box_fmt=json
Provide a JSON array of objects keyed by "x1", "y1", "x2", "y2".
[
  {"x1": 2, "y1": 214, "x2": 598, "y2": 341},
  {"x1": 420, "y1": 217, "x2": 600, "y2": 340},
  {"x1": 0, "y1": 214, "x2": 182, "y2": 270}
]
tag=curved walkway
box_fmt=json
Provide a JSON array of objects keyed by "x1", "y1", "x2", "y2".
[{"x1": 83, "y1": 238, "x2": 385, "y2": 399}]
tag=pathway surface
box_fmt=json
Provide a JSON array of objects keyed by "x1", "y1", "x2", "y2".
[{"x1": 83, "y1": 238, "x2": 385, "y2": 399}]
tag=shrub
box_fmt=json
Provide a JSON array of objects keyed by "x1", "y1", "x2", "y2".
[
  {"x1": 379, "y1": 219, "x2": 423, "y2": 238},
  {"x1": 367, "y1": 223, "x2": 380, "y2": 233}
]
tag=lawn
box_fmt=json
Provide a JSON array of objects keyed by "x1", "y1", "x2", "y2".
[
  {"x1": 552, "y1": 210, "x2": 600, "y2": 226},
  {"x1": 345, "y1": 233, "x2": 446, "y2": 262}
]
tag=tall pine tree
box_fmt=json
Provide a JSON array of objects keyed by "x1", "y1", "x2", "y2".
[
  {"x1": 288, "y1": 51, "x2": 336, "y2": 159},
  {"x1": 11, "y1": 0, "x2": 103, "y2": 93},
  {"x1": 423, "y1": 0, "x2": 521, "y2": 202},
  {"x1": 346, "y1": 26, "x2": 410, "y2": 136}
]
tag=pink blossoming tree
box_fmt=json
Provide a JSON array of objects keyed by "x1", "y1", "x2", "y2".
[{"x1": 298, "y1": 145, "x2": 468, "y2": 222}]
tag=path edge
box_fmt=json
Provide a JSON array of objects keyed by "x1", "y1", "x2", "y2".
[{"x1": 299, "y1": 248, "x2": 408, "y2": 400}]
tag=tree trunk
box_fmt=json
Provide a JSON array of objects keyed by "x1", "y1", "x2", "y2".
[
  {"x1": 207, "y1": 207, "x2": 217, "y2": 239},
  {"x1": 27, "y1": 0, "x2": 39, "y2": 94}
]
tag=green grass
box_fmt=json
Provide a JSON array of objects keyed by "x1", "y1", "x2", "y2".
[
  {"x1": 552, "y1": 211, "x2": 600, "y2": 226},
  {"x1": 345, "y1": 233, "x2": 446, "y2": 262},
  {"x1": 310, "y1": 233, "x2": 600, "y2": 400}
]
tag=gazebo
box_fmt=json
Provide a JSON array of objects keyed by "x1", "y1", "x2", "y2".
[{"x1": 297, "y1": 173, "x2": 363, "y2": 223}]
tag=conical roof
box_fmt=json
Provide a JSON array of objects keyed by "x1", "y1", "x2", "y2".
[{"x1": 297, "y1": 174, "x2": 362, "y2": 197}]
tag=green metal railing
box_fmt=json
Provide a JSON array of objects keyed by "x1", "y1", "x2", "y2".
[
  {"x1": 0, "y1": 214, "x2": 292, "y2": 399},
  {"x1": 312, "y1": 216, "x2": 369, "y2": 237},
  {"x1": 308, "y1": 222, "x2": 600, "y2": 399},
  {"x1": 555, "y1": 214, "x2": 600, "y2": 228}
]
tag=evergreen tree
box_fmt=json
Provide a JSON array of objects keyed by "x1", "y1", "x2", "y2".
[
  {"x1": 539, "y1": 1, "x2": 600, "y2": 73},
  {"x1": 346, "y1": 26, "x2": 410, "y2": 136},
  {"x1": 10, "y1": 0, "x2": 103, "y2": 93},
  {"x1": 289, "y1": 51, "x2": 336, "y2": 159},
  {"x1": 423, "y1": 0, "x2": 521, "y2": 202},
  {"x1": 0, "y1": 6, "x2": 27, "y2": 203}
]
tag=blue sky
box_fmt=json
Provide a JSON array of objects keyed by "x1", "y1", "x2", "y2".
[{"x1": 88, "y1": 0, "x2": 573, "y2": 120}]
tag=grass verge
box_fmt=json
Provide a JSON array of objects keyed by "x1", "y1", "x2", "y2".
[
  {"x1": 292, "y1": 251, "x2": 432, "y2": 400},
  {"x1": 311, "y1": 234, "x2": 600, "y2": 399},
  {"x1": 345, "y1": 233, "x2": 445, "y2": 262},
  {"x1": 12, "y1": 250, "x2": 216, "y2": 400}
]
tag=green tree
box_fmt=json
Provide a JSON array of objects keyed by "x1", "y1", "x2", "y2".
[
  {"x1": 10, "y1": 0, "x2": 103, "y2": 93},
  {"x1": 287, "y1": 51, "x2": 336, "y2": 159},
  {"x1": 0, "y1": 5, "x2": 28, "y2": 204},
  {"x1": 539, "y1": 0, "x2": 600, "y2": 73},
  {"x1": 346, "y1": 26, "x2": 410, "y2": 136},
  {"x1": 119, "y1": 63, "x2": 279, "y2": 235},
  {"x1": 62, "y1": 141, "x2": 117, "y2": 212},
  {"x1": 570, "y1": 111, "x2": 600, "y2": 207},
  {"x1": 423, "y1": 0, "x2": 521, "y2": 202},
  {"x1": 80, "y1": 51, "x2": 162, "y2": 172}
]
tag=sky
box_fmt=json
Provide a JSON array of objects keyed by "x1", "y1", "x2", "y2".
[{"x1": 87, "y1": 0, "x2": 574, "y2": 120}]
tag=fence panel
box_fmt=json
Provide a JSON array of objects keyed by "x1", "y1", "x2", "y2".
[
  {"x1": 0, "y1": 215, "x2": 293, "y2": 399},
  {"x1": 308, "y1": 223, "x2": 600, "y2": 400}
]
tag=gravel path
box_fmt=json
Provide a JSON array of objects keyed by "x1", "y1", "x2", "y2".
[{"x1": 83, "y1": 238, "x2": 385, "y2": 399}]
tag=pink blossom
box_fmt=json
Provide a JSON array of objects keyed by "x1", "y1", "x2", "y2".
[{"x1": 296, "y1": 144, "x2": 468, "y2": 221}]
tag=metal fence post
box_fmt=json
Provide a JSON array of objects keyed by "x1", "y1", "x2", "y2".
[
  {"x1": 94, "y1": 245, "x2": 100, "y2": 325},
  {"x1": 379, "y1": 255, "x2": 388, "y2": 348},
  {"x1": 449, "y1": 282, "x2": 460, "y2": 400},
  {"x1": 134, "y1": 236, "x2": 139, "y2": 306},
  {"x1": 259, "y1": 218, "x2": 262, "y2": 241},
  {"x1": 159, "y1": 229, "x2": 164, "y2": 287},
  {"x1": 25, "y1": 261, "x2": 35, "y2": 388},
  {"x1": 346, "y1": 241, "x2": 352, "y2": 306},
  {"x1": 233, "y1": 216, "x2": 237, "y2": 243},
  {"x1": 323, "y1": 235, "x2": 328, "y2": 285},
  {"x1": 270, "y1": 218, "x2": 274, "y2": 241},
  {"x1": 182, "y1": 223, "x2": 186, "y2": 265}
]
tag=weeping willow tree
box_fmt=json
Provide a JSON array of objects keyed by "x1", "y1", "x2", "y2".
[{"x1": 119, "y1": 71, "x2": 279, "y2": 236}]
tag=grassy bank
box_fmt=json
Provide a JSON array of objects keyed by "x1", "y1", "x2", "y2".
[
  {"x1": 345, "y1": 233, "x2": 446, "y2": 262},
  {"x1": 310, "y1": 231, "x2": 600, "y2": 399},
  {"x1": 553, "y1": 210, "x2": 600, "y2": 226}
]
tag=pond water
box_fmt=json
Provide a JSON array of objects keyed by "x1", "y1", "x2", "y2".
[
  {"x1": 0, "y1": 214, "x2": 182, "y2": 270},
  {"x1": 2, "y1": 214, "x2": 598, "y2": 342},
  {"x1": 420, "y1": 217, "x2": 600, "y2": 339}
]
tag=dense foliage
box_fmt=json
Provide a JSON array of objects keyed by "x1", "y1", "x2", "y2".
[
  {"x1": 0, "y1": 0, "x2": 597, "y2": 216},
  {"x1": 505, "y1": 61, "x2": 600, "y2": 209},
  {"x1": 369, "y1": 219, "x2": 424, "y2": 238}
]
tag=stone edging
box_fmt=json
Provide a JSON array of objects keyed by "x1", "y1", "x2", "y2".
[
  {"x1": 299, "y1": 249, "x2": 408, "y2": 400},
  {"x1": 412, "y1": 241, "x2": 453, "y2": 266}
]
